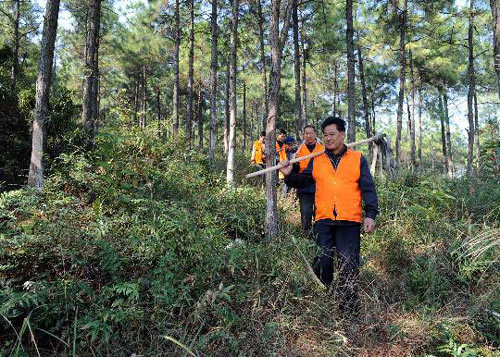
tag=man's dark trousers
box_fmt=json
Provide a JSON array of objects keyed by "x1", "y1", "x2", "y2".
[
  {"x1": 298, "y1": 192, "x2": 314, "y2": 235},
  {"x1": 313, "y1": 220, "x2": 361, "y2": 310}
]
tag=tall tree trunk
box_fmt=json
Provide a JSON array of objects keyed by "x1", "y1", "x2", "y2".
[
  {"x1": 474, "y1": 92, "x2": 480, "y2": 175},
  {"x1": 293, "y1": 0, "x2": 302, "y2": 139},
  {"x1": 300, "y1": 14, "x2": 308, "y2": 125},
  {"x1": 82, "y1": 0, "x2": 101, "y2": 142},
  {"x1": 333, "y1": 60, "x2": 338, "y2": 117},
  {"x1": 243, "y1": 80, "x2": 247, "y2": 150},
  {"x1": 491, "y1": 0, "x2": 500, "y2": 101},
  {"x1": 443, "y1": 89, "x2": 453, "y2": 178},
  {"x1": 142, "y1": 64, "x2": 147, "y2": 128},
  {"x1": 224, "y1": 61, "x2": 230, "y2": 154},
  {"x1": 417, "y1": 68, "x2": 423, "y2": 165},
  {"x1": 265, "y1": 0, "x2": 292, "y2": 239},
  {"x1": 409, "y1": 50, "x2": 416, "y2": 168},
  {"x1": 209, "y1": 0, "x2": 218, "y2": 164},
  {"x1": 257, "y1": 0, "x2": 269, "y2": 130},
  {"x1": 10, "y1": 0, "x2": 20, "y2": 90},
  {"x1": 186, "y1": 0, "x2": 194, "y2": 143},
  {"x1": 395, "y1": 0, "x2": 407, "y2": 165},
  {"x1": 467, "y1": 0, "x2": 475, "y2": 179},
  {"x1": 172, "y1": 0, "x2": 180, "y2": 138},
  {"x1": 346, "y1": 0, "x2": 356, "y2": 143},
  {"x1": 357, "y1": 43, "x2": 371, "y2": 154},
  {"x1": 438, "y1": 89, "x2": 449, "y2": 175},
  {"x1": 133, "y1": 75, "x2": 139, "y2": 126},
  {"x1": 28, "y1": 0, "x2": 60, "y2": 188},
  {"x1": 198, "y1": 86, "x2": 203, "y2": 148},
  {"x1": 157, "y1": 86, "x2": 161, "y2": 134},
  {"x1": 226, "y1": 0, "x2": 239, "y2": 185}
]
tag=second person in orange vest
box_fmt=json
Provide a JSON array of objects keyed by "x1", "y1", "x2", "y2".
[
  {"x1": 251, "y1": 131, "x2": 266, "y2": 168},
  {"x1": 279, "y1": 116, "x2": 378, "y2": 315},
  {"x1": 294, "y1": 125, "x2": 324, "y2": 236}
]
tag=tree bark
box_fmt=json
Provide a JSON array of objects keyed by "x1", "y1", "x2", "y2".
[
  {"x1": 10, "y1": 0, "x2": 20, "y2": 90},
  {"x1": 224, "y1": 60, "x2": 230, "y2": 154},
  {"x1": 141, "y1": 64, "x2": 147, "y2": 128},
  {"x1": 293, "y1": 0, "x2": 302, "y2": 139},
  {"x1": 198, "y1": 86, "x2": 203, "y2": 148},
  {"x1": 417, "y1": 68, "x2": 423, "y2": 165},
  {"x1": 443, "y1": 89, "x2": 453, "y2": 178},
  {"x1": 186, "y1": 0, "x2": 194, "y2": 143},
  {"x1": 172, "y1": 0, "x2": 180, "y2": 138},
  {"x1": 133, "y1": 76, "x2": 139, "y2": 125},
  {"x1": 82, "y1": 0, "x2": 102, "y2": 142},
  {"x1": 300, "y1": 14, "x2": 308, "y2": 125},
  {"x1": 257, "y1": 0, "x2": 269, "y2": 130},
  {"x1": 28, "y1": 0, "x2": 60, "y2": 188},
  {"x1": 438, "y1": 89, "x2": 449, "y2": 175},
  {"x1": 265, "y1": 0, "x2": 292, "y2": 239},
  {"x1": 491, "y1": 0, "x2": 500, "y2": 101},
  {"x1": 474, "y1": 92, "x2": 480, "y2": 175},
  {"x1": 243, "y1": 80, "x2": 247, "y2": 150},
  {"x1": 357, "y1": 44, "x2": 371, "y2": 155},
  {"x1": 209, "y1": 0, "x2": 218, "y2": 164},
  {"x1": 395, "y1": 0, "x2": 407, "y2": 165},
  {"x1": 346, "y1": 0, "x2": 356, "y2": 143},
  {"x1": 226, "y1": 0, "x2": 239, "y2": 185},
  {"x1": 467, "y1": 0, "x2": 475, "y2": 179},
  {"x1": 409, "y1": 50, "x2": 416, "y2": 168},
  {"x1": 333, "y1": 60, "x2": 338, "y2": 118}
]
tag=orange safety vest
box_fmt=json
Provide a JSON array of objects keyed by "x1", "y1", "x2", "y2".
[
  {"x1": 276, "y1": 141, "x2": 287, "y2": 162},
  {"x1": 312, "y1": 149, "x2": 362, "y2": 222},
  {"x1": 251, "y1": 140, "x2": 265, "y2": 164},
  {"x1": 296, "y1": 142, "x2": 325, "y2": 172}
]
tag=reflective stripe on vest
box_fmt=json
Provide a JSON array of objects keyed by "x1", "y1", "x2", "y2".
[
  {"x1": 297, "y1": 142, "x2": 325, "y2": 172},
  {"x1": 312, "y1": 149, "x2": 362, "y2": 222}
]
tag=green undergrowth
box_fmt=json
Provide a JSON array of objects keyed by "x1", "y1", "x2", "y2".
[{"x1": 1, "y1": 129, "x2": 499, "y2": 356}]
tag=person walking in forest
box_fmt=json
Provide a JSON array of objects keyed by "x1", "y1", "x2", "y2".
[
  {"x1": 294, "y1": 125, "x2": 325, "y2": 236},
  {"x1": 279, "y1": 116, "x2": 378, "y2": 314},
  {"x1": 251, "y1": 131, "x2": 266, "y2": 168}
]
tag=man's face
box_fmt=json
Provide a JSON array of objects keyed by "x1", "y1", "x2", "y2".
[
  {"x1": 277, "y1": 133, "x2": 286, "y2": 142},
  {"x1": 285, "y1": 143, "x2": 294, "y2": 152},
  {"x1": 260, "y1": 136, "x2": 266, "y2": 143},
  {"x1": 303, "y1": 128, "x2": 316, "y2": 145},
  {"x1": 323, "y1": 124, "x2": 345, "y2": 151}
]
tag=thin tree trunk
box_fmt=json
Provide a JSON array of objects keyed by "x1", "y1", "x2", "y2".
[
  {"x1": 142, "y1": 64, "x2": 147, "y2": 128},
  {"x1": 172, "y1": 0, "x2": 180, "y2": 138},
  {"x1": 409, "y1": 50, "x2": 416, "y2": 168},
  {"x1": 257, "y1": 0, "x2": 269, "y2": 130},
  {"x1": 417, "y1": 68, "x2": 423, "y2": 165},
  {"x1": 224, "y1": 61, "x2": 230, "y2": 154},
  {"x1": 438, "y1": 89, "x2": 449, "y2": 175},
  {"x1": 333, "y1": 60, "x2": 338, "y2": 117},
  {"x1": 243, "y1": 81, "x2": 247, "y2": 150},
  {"x1": 346, "y1": 0, "x2": 356, "y2": 143},
  {"x1": 28, "y1": 0, "x2": 60, "y2": 188},
  {"x1": 10, "y1": 0, "x2": 20, "y2": 90},
  {"x1": 186, "y1": 0, "x2": 194, "y2": 143},
  {"x1": 491, "y1": 0, "x2": 500, "y2": 101},
  {"x1": 82, "y1": 0, "x2": 101, "y2": 141},
  {"x1": 226, "y1": 0, "x2": 239, "y2": 185},
  {"x1": 467, "y1": 0, "x2": 475, "y2": 179},
  {"x1": 293, "y1": 0, "x2": 302, "y2": 139},
  {"x1": 198, "y1": 86, "x2": 203, "y2": 148},
  {"x1": 265, "y1": 0, "x2": 292, "y2": 239},
  {"x1": 300, "y1": 14, "x2": 308, "y2": 125},
  {"x1": 357, "y1": 43, "x2": 371, "y2": 154},
  {"x1": 133, "y1": 75, "x2": 139, "y2": 125},
  {"x1": 443, "y1": 89, "x2": 453, "y2": 178},
  {"x1": 395, "y1": 0, "x2": 407, "y2": 165},
  {"x1": 209, "y1": 0, "x2": 218, "y2": 164},
  {"x1": 474, "y1": 92, "x2": 480, "y2": 175},
  {"x1": 157, "y1": 86, "x2": 161, "y2": 134}
]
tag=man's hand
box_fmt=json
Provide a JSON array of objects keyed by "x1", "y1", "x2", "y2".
[
  {"x1": 363, "y1": 217, "x2": 375, "y2": 234},
  {"x1": 279, "y1": 160, "x2": 292, "y2": 177}
]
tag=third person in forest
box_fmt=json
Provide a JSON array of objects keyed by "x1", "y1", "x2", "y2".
[{"x1": 294, "y1": 125, "x2": 324, "y2": 236}]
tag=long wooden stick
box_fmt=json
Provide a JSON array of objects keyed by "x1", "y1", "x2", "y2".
[{"x1": 245, "y1": 133, "x2": 385, "y2": 179}]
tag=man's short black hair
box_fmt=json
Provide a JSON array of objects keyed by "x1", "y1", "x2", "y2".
[
  {"x1": 260, "y1": 131, "x2": 266, "y2": 137},
  {"x1": 303, "y1": 125, "x2": 316, "y2": 132},
  {"x1": 278, "y1": 128, "x2": 287, "y2": 135},
  {"x1": 321, "y1": 116, "x2": 346, "y2": 133}
]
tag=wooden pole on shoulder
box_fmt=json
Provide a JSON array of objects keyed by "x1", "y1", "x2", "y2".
[{"x1": 245, "y1": 133, "x2": 386, "y2": 179}]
